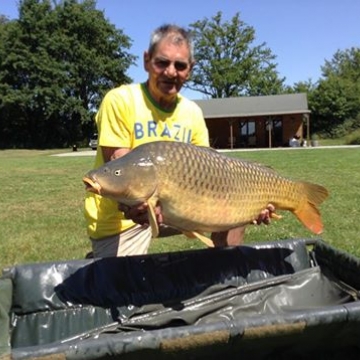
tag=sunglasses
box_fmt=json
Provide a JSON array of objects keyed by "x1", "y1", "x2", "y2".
[{"x1": 152, "y1": 58, "x2": 190, "y2": 72}]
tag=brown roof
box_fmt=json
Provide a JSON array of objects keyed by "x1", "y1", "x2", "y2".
[{"x1": 194, "y1": 93, "x2": 310, "y2": 118}]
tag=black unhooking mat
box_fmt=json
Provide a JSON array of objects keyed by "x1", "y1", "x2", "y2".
[{"x1": 1, "y1": 238, "x2": 360, "y2": 359}]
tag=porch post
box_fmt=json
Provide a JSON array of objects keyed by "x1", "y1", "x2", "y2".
[
  {"x1": 303, "y1": 114, "x2": 310, "y2": 146},
  {"x1": 229, "y1": 120, "x2": 234, "y2": 149},
  {"x1": 267, "y1": 117, "x2": 272, "y2": 148}
]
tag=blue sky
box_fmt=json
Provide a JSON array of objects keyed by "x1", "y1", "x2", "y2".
[{"x1": 1, "y1": 0, "x2": 359, "y2": 99}]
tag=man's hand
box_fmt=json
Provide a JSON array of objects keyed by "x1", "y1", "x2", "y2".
[
  {"x1": 119, "y1": 203, "x2": 163, "y2": 225},
  {"x1": 251, "y1": 203, "x2": 276, "y2": 225},
  {"x1": 212, "y1": 204, "x2": 276, "y2": 247}
]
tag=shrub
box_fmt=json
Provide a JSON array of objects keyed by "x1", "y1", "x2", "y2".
[{"x1": 345, "y1": 128, "x2": 360, "y2": 145}]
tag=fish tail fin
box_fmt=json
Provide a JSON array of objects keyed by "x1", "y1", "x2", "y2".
[{"x1": 293, "y1": 182, "x2": 329, "y2": 234}]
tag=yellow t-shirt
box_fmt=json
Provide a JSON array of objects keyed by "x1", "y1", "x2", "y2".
[{"x1": 84, "y1": 83, "x2": 209, "y2": 240}]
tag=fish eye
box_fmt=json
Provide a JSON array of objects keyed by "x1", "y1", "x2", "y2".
[{"x1": 114, "y1": 169, "x2": 122, "y2": 176}]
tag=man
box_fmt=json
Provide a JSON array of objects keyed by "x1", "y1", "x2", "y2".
[{"x1": 84, "y1": 24, "x2": 272, "y2": 258}]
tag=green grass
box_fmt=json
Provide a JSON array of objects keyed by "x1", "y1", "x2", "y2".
[
  {"x1": 314, "y1": 137, "x2": 345, "y2": 146},
  {"x1": 0, "y1": 146, "x2": 359, "y2": 271}
]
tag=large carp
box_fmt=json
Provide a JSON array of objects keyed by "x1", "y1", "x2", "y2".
[{"x1": 83, "y1": 141, "x2": 328, "y2": 246}]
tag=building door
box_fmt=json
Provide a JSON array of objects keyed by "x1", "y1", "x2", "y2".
[
  {"x1": 239, "y1": 120, "x2": 256, "y2": 147},
  {"x1": 265, "y1": 117, "x2": 283, "y2": 147}
]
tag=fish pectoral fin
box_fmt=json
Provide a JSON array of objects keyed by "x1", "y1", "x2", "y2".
[
  {"x1": 270, "y1": 212, "x2": 282, "y2": 220},
  {"x1": 147, "y1": 203, "x2": 159, "y2": 238},
  {"x1": 183, "y1": 231, "x2": 214, "y2": 248}
]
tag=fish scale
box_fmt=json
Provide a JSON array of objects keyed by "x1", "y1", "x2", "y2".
[{"x1": 83, "y1": 141, "x2": 329, "y2": 244}]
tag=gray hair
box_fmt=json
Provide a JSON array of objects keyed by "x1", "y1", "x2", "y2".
[{"x1": 148, "y1": 24, "x2": 195, "y2": 63}]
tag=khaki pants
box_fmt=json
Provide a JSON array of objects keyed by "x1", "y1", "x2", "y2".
[{"x1": 91, "y1": 224, "x2": 152, "y2": 257}]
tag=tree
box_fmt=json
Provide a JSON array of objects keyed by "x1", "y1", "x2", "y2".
[
  {"x1": 287, "y1": 79, "x2": 317, "y2": 95},
  {"x1": 310, "y1": 48, "x2": 360, "y2": 136},
  {"x1": 187, "y1": 12, "x2": 285, "y2": 98},
  {"x1": 0, "y1": 0, "x2": 136, "y2": 148}
]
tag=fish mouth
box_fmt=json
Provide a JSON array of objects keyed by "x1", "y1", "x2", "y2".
[{"x1": 83, "y1": 176, "x2": 102, "y2": 195}]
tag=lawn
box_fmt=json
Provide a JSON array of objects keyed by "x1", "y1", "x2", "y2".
[{"x1": 0, "y1": 146, "x2": 359, "y2": 271}]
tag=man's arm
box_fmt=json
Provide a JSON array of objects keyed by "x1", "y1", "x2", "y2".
[{"x1": 101, "y1": 146, "x2": 130, "y2": 162}]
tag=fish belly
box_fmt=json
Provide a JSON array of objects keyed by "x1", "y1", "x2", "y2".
[{"x1": 152, "y1": 145, "x2": 300, "y2": 232}]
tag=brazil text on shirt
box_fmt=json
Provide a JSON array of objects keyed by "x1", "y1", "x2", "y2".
[{"x1": 134, "y1": 121, "x2": 192, "y2": 143}]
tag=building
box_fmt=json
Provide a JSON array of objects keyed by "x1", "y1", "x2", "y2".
[{"x1": 194, "y1": 93, "x2": 310, "y2": 149}]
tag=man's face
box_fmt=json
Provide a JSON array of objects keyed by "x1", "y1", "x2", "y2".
[{"x1": 144, "y1": 36, "x2": 193, "y2": 104}]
